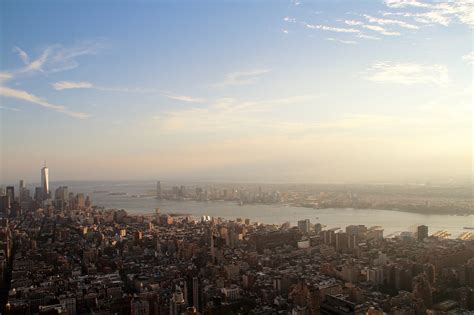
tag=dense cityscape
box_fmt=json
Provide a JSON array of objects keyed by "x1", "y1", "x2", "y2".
[{"x1": 0, "y1": 166, "x2": 473, "y2": 314}]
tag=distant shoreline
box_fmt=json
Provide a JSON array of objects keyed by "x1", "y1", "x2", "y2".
[
  {"x1": 110, "y1": 200, "x2": 473, "y2": 217},
  {"x1": 290, "y1": 204, "x2": 474, "y2": 216}
]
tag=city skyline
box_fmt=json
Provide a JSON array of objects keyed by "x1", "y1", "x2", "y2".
[{"x1": 1, "y1": 0, "x2": 472, "y2": 184}]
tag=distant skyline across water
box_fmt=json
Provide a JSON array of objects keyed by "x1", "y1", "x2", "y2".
[{"x1": 6, "y1": 179, "x2": 471, "y2": 238}]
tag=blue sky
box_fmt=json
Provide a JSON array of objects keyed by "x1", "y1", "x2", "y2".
[{"x1": 0, "y1": 0, "x2": 472, "y2": 184}]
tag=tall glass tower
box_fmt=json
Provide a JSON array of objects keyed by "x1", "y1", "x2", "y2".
[{"x1": 41, "y1": 163, "x2": 49, "y2": 199}]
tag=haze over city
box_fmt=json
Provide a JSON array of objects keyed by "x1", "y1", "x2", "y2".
[{"x1": 1, "y1": 0, "x2": 472, "y2": 184}]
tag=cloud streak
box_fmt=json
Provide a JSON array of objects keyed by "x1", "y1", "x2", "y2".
[
  {"x1": 364, "y1": 61, "x2": 450, "y2": 86},
  {"x1": 52, "y1": 81, "x2": 93, "y2": 90},
  {"x1": 13, "y1": 46, "x2": 29, "y2": 64},
  {"x1": 384, "y1": 0, "x2": 474, "y2": 27},
  {"x1": 363, "y1": 14, "x2": 419, "y2": 29},
  {"x1": 0, "y1": 86, "x2": 89, "y2": 119},
  {"x1": 0, "y1": 105, "x2": 21, "y2": 112},
  {"x1": 162, "y1": 93, "x2": 205, "y2": 103},
  {"x1": 306, "y1": 23, "x2": 359, "y2": 33},
  {"x1": 214, "y1": 69, "x2": 271, "y2": 87},
  {"x1": 326, "y1": 37, "x2": 358, "y2": 45}
]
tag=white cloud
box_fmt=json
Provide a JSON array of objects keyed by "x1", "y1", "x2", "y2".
[
  {"x1": 282, "y1": 29, "x2": 289, "y2": 34},
  {"x1": 51, "y1": 80, "x2": 160, "y2": 94},
  {"x1": 155, "y1": 95, "x2": 319, "y2": 133},
  {"x1": 361, "y1": 24, "x2": 401, "y2": 36},
  {"x1": 344, "y1": 19, "x2": 401, "y2": 36},
  {"x1": 0, "y1": 72, "x2": 13, "y2": 82},
  {"x1": 47, "y1": 40, "x2": 106, "y2": 73},
  {"x1": 462, "y1": 52, "x2": 474, "y2": 65},
  {"x1": 344, "y1": 20, "x2": 364, "y2": 26},
  {"x1": 214, "y1": 69, "x2": 271, "y2": 87},
  {"x1": 0, "y1": 86, "x2": 89, "y2": 119},
  {"x1": 0, "y1": 105, "x2": 21, "y2": 112},
  {"x1": 52, "y1": 81, "x2": 93, "y2": 90},
  {"x1": 306, "y1": 23, "x2": 360, "y2": 33},
  {"x1": 19, "y1": 48, "x2": 51, "y2": 73},
  {"x1": 384, "y1": 0, "x2": 474, "y2": 27},
  {"x1": 364, "y1": 61, "x2": 450, "y2": 86},
  {"x1": 327, "y1": 37, "x2": 358, "y2": 45},
  {"x1": 162, "y1": 93, "x2": 205, "y2": 103},
  {"x1": 283, "y1": 16, "x2": 296, "y2": 23},
  {"x1": 363, "y1": 14, "x2": 419, "y2": 29},
  {"x1": 385, "y1": 0, "x2": 432, "y2": 9},
  {"x1": 356, "y1": 34, "x2": 381, "y2": 40},
  {"x1": 13, "y1": 46, "x2": 29, "y2": 64}
]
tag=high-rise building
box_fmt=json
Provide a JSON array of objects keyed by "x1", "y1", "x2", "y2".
[
  {"x1": 35, "y1": 187, "x2": 44, "y2": 202},
  {"x1": 41, "y1": 163, "x2": 49, "y2": 199},
  {"x1": 0, "y1": 195, "x2": 10, "y2": 215},
  {"x1": 76, "y1": 193, "x2": 85, "y2": 209},
  {"x1": 417, "y1": 225, "x2": 429, "y2": 242},
  {"x1": 130, "y1": 298, "x2": 149, "y2": 315},
  {"x1": 156, "y1": 181, "x2": 162, "y2": 199},
  {"x1": 19, "y1": 180, "x2": 28, "y2": 201},
  {"x1": 6, "y1": 186, "x2": 15, "y2": 202},
  {"x1": 192, "y1": 276, "x2": 200, "y2": 311},
  {"x1": 55, "y1": 186, "x2": 69, "y2": 211},
  {"x1": 298, "y1": 219, "x2": 310, "y2": 234},
  {"x1": 170, "y1": 286, "x2": 187, "y2": 315}
]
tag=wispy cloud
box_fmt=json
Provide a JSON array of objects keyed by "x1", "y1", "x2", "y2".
[
  {"x1": 214, "y1": 69, "x2": 271, "y2": 87},
  {"x1": 154, "y1": 95, "x2": 319, "y2": 133},
  {"x1": 361, "y1": 24, "x2": 400, "y2": 36},
  {"x1": 283, "y1": 16, "x2": 296, "y2": 23},
  {"x1": 8, "y1": 40, "x2": 106, "y2": 78},
  {"x1": 13, "y1": 46, "x2": 29, "y2": 64},
  {"x1": 384, "y1": 0, "x2": 474, "y2": 27},
  {"x1": 161, "y1": 92, "x2": 205, "y2": 103},
  {"x1": 356, "y1": 34, "x2": 381, "y2": 40},
  {"x1": 344, "y1": 20, "x2": 364, "y2": 26},
  {"x1": 18, "y1": 48, "x2": 51, "y2": 73},
  {"x1": 51, "y1": 80, "x2": 160, "y2": 94},
  {"x1": 462, "y1": 52, "x2": 474, "y2": 65},
  {"x1": 0, "y1": 105, "x2": 21, "y2": 112},
  {"x1": 0, "y1": 86, "x2": 89, "y2": 119},
  {"x1": 364, "y1": 61, "x2": 450, "y2": 86},
  {"x1": 52, "y1": 81, "x2": 93, "y2": 90},
  {"x1": 0, "y1": 41, "x2": 105, "y2": 119},
  {"x1": 46, "y1": 40, "x2": 106, "y2": 73},
  {"x1": 326, "y1": 37, "x2": 358, "y2": 45},
  {"x1": 0, "y1": 72, "x2": 13, "y2": 82},
  {"x1": 363, "y1": 14, "x2": 419, "y2": 29},
  {"x1": 306, "y1": 23, "x2": 359, "y2": 33}
]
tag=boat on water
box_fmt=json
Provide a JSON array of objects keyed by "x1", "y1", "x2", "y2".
[{"x1": 463, "y1": 227, "x2": 474, "y2": 230}]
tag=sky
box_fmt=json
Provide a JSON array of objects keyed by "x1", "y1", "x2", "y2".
[{"x1": 0, "y1": 0, "x2": 472, "y2": 184}]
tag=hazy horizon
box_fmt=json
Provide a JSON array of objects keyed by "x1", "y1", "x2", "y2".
[{"x1": 1, "y1": 0, "x2": 472, "y2": 184}]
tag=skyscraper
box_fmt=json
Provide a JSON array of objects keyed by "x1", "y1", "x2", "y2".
[
  {"x1": 297, "y1": 219, "x2": 310, "y2": 234},
  {"x1": 156, "y1": 181, "x2": 162, "y2": 199},
  {"x1": 41, "y1": 163, "x2": 49, "y2": 199},
  {"x1": 19, "y1": 180, "x2": 27, "y2": 201},
  {"x1": 417, "y1": 225, "x2": 429, "y2": 242},
  {"x1": 6, "y1": 186, "x2": 15, "y2": 202}
]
